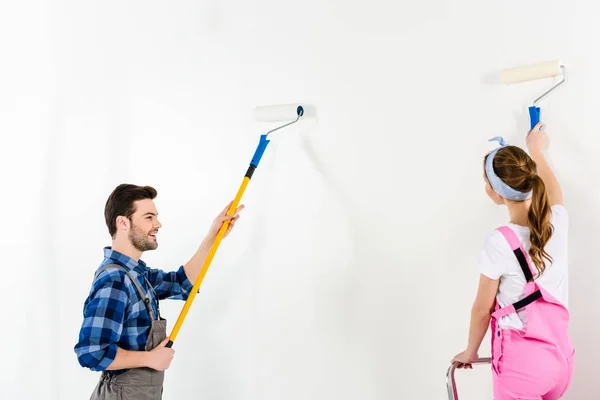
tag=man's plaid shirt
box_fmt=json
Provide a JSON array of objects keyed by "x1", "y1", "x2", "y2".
[{"x1": 74, "y1": 247, "x2": 195, "y2": 374}]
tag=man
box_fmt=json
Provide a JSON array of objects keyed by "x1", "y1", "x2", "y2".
[{"x1": 74, "y1": 183, "x2": 243, "y2": 399}]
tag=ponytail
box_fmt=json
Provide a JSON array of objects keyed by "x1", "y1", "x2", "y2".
[{"x1": 527, "y1": 174, "x2": 554, "y2": 276}]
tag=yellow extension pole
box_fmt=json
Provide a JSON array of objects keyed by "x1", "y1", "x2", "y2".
[
  {"x1": 166, "y1": 176, "x2": 250, "y2": 347},
  {"x1": 165, "y1": 132, "x2": 271, "y2": 348}
]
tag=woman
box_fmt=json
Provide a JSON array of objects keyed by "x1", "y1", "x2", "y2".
[{"x1": 452, "y1": 122, "x2": 575, "y2": 399}]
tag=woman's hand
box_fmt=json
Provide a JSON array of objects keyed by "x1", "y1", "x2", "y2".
[
  {"x1": 451, "y1": 349, "x2": 479, "y2": 369},
  {"x1": 526, "y1": 121, "x2": 548, "y2": 155}
]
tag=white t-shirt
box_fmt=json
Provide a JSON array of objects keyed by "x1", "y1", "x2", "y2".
[{"x1": 478, "y1": 205, "x2": 569, "y2": 330}]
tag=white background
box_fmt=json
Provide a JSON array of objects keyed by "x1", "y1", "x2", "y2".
[{"x1": 1, "y1": 1, "x2": 598, "y2": 399}]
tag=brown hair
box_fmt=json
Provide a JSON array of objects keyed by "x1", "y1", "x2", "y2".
[
  {"x1": 104, "y1": 184, "x2": 157, "y2": 238},
  {"x1": 484, "y1": 146, "x2": 553, "y2": 276}
]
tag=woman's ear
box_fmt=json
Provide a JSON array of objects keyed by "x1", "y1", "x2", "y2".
[{"x1": 495, "y1": 192, "x2": 506, "y2": 205}]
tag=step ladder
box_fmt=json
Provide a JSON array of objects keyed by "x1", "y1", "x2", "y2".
[{"x1": 446, "y1": 357, "x2": 491, "y2": 399}]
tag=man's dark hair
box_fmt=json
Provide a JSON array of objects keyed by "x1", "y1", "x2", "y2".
[{"x1": 104, "y1": 184, "x2": 157, "y2": 238}]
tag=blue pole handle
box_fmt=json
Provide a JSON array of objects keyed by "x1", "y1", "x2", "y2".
[
  {"x1": 529, "y1": 106, "x2": 540, "y2": 130},
  {"x1": 250, "y1": 134, "x2": 270, "y2": 167}
]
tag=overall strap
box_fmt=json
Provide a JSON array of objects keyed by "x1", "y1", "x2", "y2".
[
  {"x1": 496, "y1": 226, "x2": 536, "y2": 281},
  {"x1": 496, "y1": 226, "x2": 542, "y2": 311},
  {"x1": 94, "y1": 263, "x2": 155, "y2": 320}
]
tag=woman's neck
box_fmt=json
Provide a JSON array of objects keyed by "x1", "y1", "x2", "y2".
[{"x1": 506, "y1": 199, "x2": 531, "y2": 227}]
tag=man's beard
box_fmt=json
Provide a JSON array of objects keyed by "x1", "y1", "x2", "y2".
[{"x1": 128, "y1": 223, "x2": 157, "y2": 252}]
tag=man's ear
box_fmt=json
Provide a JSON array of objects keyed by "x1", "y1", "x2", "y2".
[{"x1": 116, "y1": 216, "x2": 130, "y2": 231}]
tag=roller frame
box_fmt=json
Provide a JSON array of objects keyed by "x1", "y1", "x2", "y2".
[{"x1": 501, "y1": 61, "x2": 567, "y2": 130}]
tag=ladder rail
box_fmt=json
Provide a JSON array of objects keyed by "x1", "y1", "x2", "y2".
[{"x1": 446, "y1": 357, "x2": 492, "y2": 400}]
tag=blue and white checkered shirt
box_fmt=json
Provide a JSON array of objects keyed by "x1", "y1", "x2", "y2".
[{"x1": 74, "y1": 247, "x2": 194, "y2": 374}]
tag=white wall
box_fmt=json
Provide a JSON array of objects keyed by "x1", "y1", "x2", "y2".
[{"x1": 1, "y1": 1, "x2": 598, "y2": 399}]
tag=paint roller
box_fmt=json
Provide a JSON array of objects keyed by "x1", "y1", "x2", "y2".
[
  {"x1": 500, "y1": 60, "x2": 566, "y2": 129},
  {"x1": 165, "y1": 103, "x2": 313, "y2": 348}
]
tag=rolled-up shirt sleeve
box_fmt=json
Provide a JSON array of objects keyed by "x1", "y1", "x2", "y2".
[
  {"x1": 74, "y1": 275, "x2": 128, "y2": 371},
  {"x1": 147, "y1": 265, "x2": 198, "y2": 300}
]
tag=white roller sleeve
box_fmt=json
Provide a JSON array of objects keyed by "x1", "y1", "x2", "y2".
[
  {"x1": 253, "y1": 104, "x2": 314, "y2": 122},
  {"x1": 500, "y1": 60, "x2": 563, "y2": 84}
]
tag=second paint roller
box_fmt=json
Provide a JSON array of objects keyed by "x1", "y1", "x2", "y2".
[
  {"x1": 500, "y1": 60, "x2": 567, "y2": 129},
  {"x1": 165, "y1": 103, "x2": 313, "y2": 348}
]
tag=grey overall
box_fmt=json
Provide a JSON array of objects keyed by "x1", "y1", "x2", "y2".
[{"x1": 89, "y1": 264, "x2": 167, "y2": 400}]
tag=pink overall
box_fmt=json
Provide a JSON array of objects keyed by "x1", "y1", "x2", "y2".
[{"x1": 490, "y1": 226, "x2": 575, "y2": 399}]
